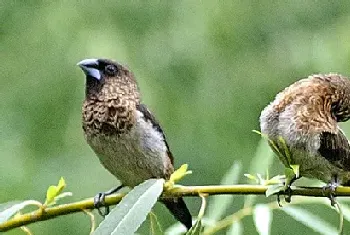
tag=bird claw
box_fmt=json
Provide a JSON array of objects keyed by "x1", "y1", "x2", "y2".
[
  {"x1": 276, "y1": 173, "x2": 297, "y2": 206},
  {"x1": 94, "y1": 192, "x2": 109, "y2": 216},
  {"x1": 276, "y1": 185, "x2": 292, "y2": 207},
  {"x1": 94, "y1": 185, "x2": 124, "y2": 217},
  {"x1": 322, "y1": 182, "x2": 338, "y2": 206}
]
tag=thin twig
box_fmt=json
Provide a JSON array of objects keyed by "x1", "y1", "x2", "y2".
[{"x1": 2, "y1": 184, "x2": 350, "y2": 232}]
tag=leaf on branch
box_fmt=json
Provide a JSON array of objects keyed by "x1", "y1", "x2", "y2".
[
  {"x1": 244, "y1": 174, "x2": 258, "y2": 182},
  {"x1": 93, "y1": 178, "x2": 165, "y2": 235},
  {"x1": 338, "y1": 203, "x2": 350, "y2": 224},
  {"x1": 290, "y1": 165, "x2": 300, "y2": 179},
  {"x1": 149, "y1": 211, "x2": 163, "y2": 235},
  {"x1": 0, "y1": 200, "x2": 42, "y2": 224},
  {"x1": 264, "y1": 175, "x2": 286, "y2": 197},
  {"x1": 165, "y1": 164, "x2": 192, "y2": 189},
  {"x1": 253, "y1": 204, "x2": 272, "y2": 235},
  {"x1": 245, "y1": 133, "x2": 275, "y2": 207},
  {"x1": 333, "y1": 202, "x2": 344, "y2": 234},
  {"x1": 44, "y1": 177, "x2": 71, "y2": 207},
  {"x1": 185, "y1": 194, "x2": 206, "y2": 235},
  {"x1": 20, "y1": 225, "x2": 33, "y2": 235},
  {"x1": 265, "y1": 184, "x2": 285, "y2": 198},
  {"x1": 227, "y1": 221, "x2": 243, "y2": 235},
  {"x1": 282, "y1": 206, "x2": 338, "y2": 235}
]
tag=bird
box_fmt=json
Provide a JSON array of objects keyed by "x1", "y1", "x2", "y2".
[
  {"x1": 77, "y1": 58, "x2": 192, "y2": 230},
  {"x1": 259, "y1": 74, "x2": 350, "y2": 201}
]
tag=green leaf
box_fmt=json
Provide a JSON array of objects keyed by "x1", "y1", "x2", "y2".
[
  {"x1": 164, "y1": 219, "x2": 214, "y2": 235},
  {"x1": 245, "y1": 138, "x2": 274, "y2": 207},
  {"x1": 0, "y1": 200, "x2": 41, "y2": 223},
  {"x1": 277, "y1": 137, "x2": 292, "y2": 165},
  {"x1": 265, "y1": 175, "x2": 286, "y2": 185},
  {"x1": 290, "y1": 165, "x2": 300, "y2": 178},
  {"x1": 249, "y1": 138, "x2": 274, "y2": 176},
  {"x1": 282, "y1": 206, "x2": 338, "y2": 235},
  {"x1": 186, "y1": 195, "x2": 206, "y2": 235},
  {"x1": 185, "y1": 220, "x2": 202, "y2": 235},
  {"x1": 244, "y1": 173, "x2": 257, "y2": 182},
  {"x1": 164, "y1": 224, "x2": 188, "y2": 235},
  {"x1": 284, "y1": 167, "x2": 296, "y2": 189},
  {"x1": 0, "y1": 201, "x2": 21, "y2": 214},
  {"x1": 226, "y1": 221, "x2": 243, "y2": 235},
  {"x1": 165, "y1": 164, "x2": 192, "y2": 189},
  {"x1": 253, "y1": 204, "x2": 272, "y2": 235},
  {"x1": 207, "y1": 162, "x2": 242, "y2": 221},
  {"x1": 169, "y1": 164, "x2": 192, "y2": 182},
  {"x1": 334, "y1": 203, "x2": 344, "y2": 234},
  {"x1": 265, "y1": 184, "x2": 284, "y2": 198},
  {"x1": 93, "y1": 179, "x2": 165, "y2": 235},
  {"x1": 149, "y1": 212, "x2": 163, "y2": 235},
  {"x1": 44, "y1": 177, "x2": 66, "y2": 206},
  {"x1": 339, "y1": 203, "x2": 350, "y2": 223},
  {"x1": 54, "y1": 192, "x2": 73, "y2": 201}
]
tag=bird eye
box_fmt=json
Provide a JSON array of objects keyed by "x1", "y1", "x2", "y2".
[{"x1": 105, "y1": 65, "x2": 118, "y2": 76}]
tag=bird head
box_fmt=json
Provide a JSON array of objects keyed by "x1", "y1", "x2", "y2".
[
  {"x1": 77, "y1": 58, "x2": 138, "y2": 99},
  {"x1": 77, "y1": 58, "x2": 122, "y2": 81}
]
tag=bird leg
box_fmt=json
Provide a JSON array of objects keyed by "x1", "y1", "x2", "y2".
[
  {"x1": 277, "y1": 174, "x2": 298, "y2": 206},
  {"x1": 94, "y1": 185, "x2": 124, "y2": 216},
  {"x1": 322, "y1": 176, "x2": 339, "y2": 206}
]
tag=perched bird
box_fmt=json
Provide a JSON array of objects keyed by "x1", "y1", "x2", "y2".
[
  {"x1": 260, "y1": 74, "x2": 350, "y2": 197},
  {"x1": 77, "y1": 58, "x2": 192, "y2": 229}
]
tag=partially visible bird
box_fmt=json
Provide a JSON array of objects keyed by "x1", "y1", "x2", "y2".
[
  {"x1": 77, "y1": 58, "x2": 192, "y2": 230},
  {"x1": 260, "y1": 74, "x2": 350, "y2": 197}
]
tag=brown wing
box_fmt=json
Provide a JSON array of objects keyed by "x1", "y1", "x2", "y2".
[
  {"x1": 318, "y1": 129, "x2": 350, "y2": 171},
  {"x1": 136, "y1": 103, "x2": 174, "y2": 164}
]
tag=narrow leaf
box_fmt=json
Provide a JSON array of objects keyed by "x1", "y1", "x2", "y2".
[
  {"x1": 265, "y1": 184, "x2": 284, "y2": 198},
  {"x1": 245, "y1": 138, "x2": 274, "y2": 207},
  {"x1": 282, "y1": 206, "x2": 338, "y2": 235},
  {"x1": 207, "y1": 162, "x2": 242, "y2": 221},
  {"x1": 185, "y1": 220, "x2": 201, "y2": 235},
  {"x1": 0, "y1": 201, "x2": 21, "y2": 213},
  {"x1": 164, "y1": 218, "x2": 214, "y2": 235},
  {"x1": 253, "y1": 204, "x2": 272, "y2": 235},
  {"x1": 244, "y1": 174, "x2": 257, "y2": 181},
  {"x1": 149, "y1": 212, "x2": 163, "y2": 235},
  {"x1": 227, "y1": 221, "x2": 243, "y2": 235},
  {"x1": 334, "y1": 202, "x2": 344, "y2": 234},
  {"x1": 0, "y1": 200, "x2": 41, "y2": 223},
  {"x1": 277, "y1": 137, "x2": 292, "y2": 165},
  {"x1": 290, "y1": 165, "x2": 300, "y2": 178},
  {"x1": 339, "y1": 203, "x2": 350, "y2": 223},
  {"x1": 186, "y1": 195, "x2": 206, "y2": 235},
  {"x1": 169, "y1": 164, "x2": 192, "y2": 183},
  {"x1": 93, "y1": 179, "x2": 165, "y2": 235},
  {"x1": 249, "y1": 139, "x2": 274, "y2": 176}
]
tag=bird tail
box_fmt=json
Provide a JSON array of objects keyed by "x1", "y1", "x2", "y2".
[{"x1": 161, "y1": 197, "x2": 192, "y2": 230}]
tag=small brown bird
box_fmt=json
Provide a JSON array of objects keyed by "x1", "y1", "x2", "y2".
[
  {"x1": 77, "y1": 58, "x2": 192, "y2": 229},
  {"x1": 260, "y1": 74, "x2": 350, "y2": 195}
]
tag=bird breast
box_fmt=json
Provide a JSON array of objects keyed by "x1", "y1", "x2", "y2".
[{"x1": 83, "y1": 101, "x2": 172, "y2": 187}]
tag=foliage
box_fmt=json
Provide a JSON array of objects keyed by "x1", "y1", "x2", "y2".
[
  {"x1": 93, "y1": 179, "x2": 164, "y2": 235},
  {"x1": 3, "y1": 1, "x2": 350, "y2": 234}
]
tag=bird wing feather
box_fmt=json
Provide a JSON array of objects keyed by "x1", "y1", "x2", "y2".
[
  {"x1": 318, "y1": 129, "x2": 350, "y2": 171},
  {"x1": 136, "y1": 103, "x2": 174, "y2": 164}
]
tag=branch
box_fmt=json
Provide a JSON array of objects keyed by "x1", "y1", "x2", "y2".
[{"x1": 2, "y1": 184, "x2": 350, "y2": 232}]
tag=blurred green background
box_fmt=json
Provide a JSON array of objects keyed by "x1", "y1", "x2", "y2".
[{"x1": 3, "y1": 1, "x2": 350, "y2": 234}]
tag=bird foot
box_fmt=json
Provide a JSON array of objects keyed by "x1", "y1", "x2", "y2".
[
  {"x1": 94, "y1": 185, "x2": 124, "y2": 217},
  {"x1": 276, "y1": 173, "x2": 298, "y2": 207},
  {"x1": 322, "y1": 182, "x2": 338, "y2": 206},
  {"x1": 276, "y1": 185, "x2": 292, "y2": 207}
]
